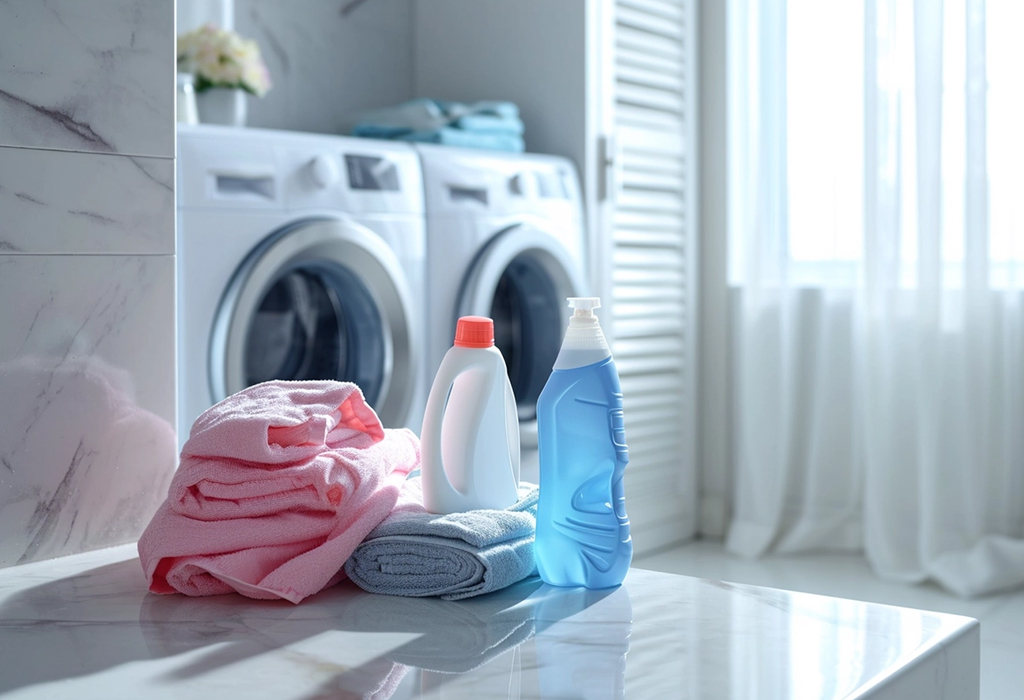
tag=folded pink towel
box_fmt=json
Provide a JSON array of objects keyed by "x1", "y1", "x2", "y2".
[
  {"x1": 137, "y1": 380, "x2": 419, "y2": 604},
  {"x1": 182, "y1": 380, "x2": 384, "y2": 464}
]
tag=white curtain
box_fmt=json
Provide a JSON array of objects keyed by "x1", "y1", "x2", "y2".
[{"x1": 726, "y1": 0, "x2": 1024, "y2": 597}]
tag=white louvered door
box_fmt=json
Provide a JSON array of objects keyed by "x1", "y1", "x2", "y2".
[{"x1": 603, "y1": 0, "x2": 698, "y2": 552}]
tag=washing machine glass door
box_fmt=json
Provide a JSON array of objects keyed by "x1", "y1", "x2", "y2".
[
  {"x1": 210, "y1": 218, "x2": 416, "y2": 428},
  {"x1": 458, "y1": 224, "x2": 586, "y2": 443}
]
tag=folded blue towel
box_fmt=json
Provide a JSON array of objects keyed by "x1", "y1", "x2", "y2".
[
  {"x1": 352, "y1": 99, "x2": 447, "y2": 133},
  {"x1": 344, "y1": 477, "x2": 539, "y2": 600},
  {"x1": 352, "y1": 118, "x2": 524, "y2": 139},
  {"x1": 351, "y1": 99, "x2": 525, "y2": 152},
  {"x1": 399, "y1": 128, "x2": 524, "y2": 153},
  {"x1": 351, "y1": 123, "x2": 417, "y2": 139},
  {"x1": 454, "y1": 114, "x2": 524, "y2": 135},
  {"x1": 438, "y1": 99, "x2": 519, "y2": 120}
]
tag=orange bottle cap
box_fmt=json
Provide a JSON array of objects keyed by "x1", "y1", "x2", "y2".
[{"x1": 454, "y1": 316, "x2": 495, "y2": 348}]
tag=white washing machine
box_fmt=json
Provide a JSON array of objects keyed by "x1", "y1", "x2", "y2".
[
  {"x1": 416, "y1": 144, "x2": 588, "y2": 458},
  {"x1": 177, "y1": 125, "x2": 428, "y2": 446}
]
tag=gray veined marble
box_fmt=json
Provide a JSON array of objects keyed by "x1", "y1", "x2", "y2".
[
  {"x1": 0, "y1": 254, "x2": 177, "y2": 568},
  {"x1": 233, "y1": 0, "x2": 414, "y2": 134},
  {"x1": 0, "y1": 547, "x2": 980, "y2": 699},
  {"x1": 0, "y1": 0, "x2": 174, "y2": 157},
  {"x1": 0, "y1": 146, "x2": 173, "y2": 255}
]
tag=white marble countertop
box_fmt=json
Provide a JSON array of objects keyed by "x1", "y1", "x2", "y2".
[{"x1": 0, "y1": 544, "x2": 978, "y2": 699}]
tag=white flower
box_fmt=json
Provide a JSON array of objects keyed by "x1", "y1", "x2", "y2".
[{"x1": 177, "y1": 24, "x2": 272, "y2": 97}]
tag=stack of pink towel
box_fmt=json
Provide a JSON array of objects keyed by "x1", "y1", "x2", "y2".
[{"x1": 137, "y1": 381, "x2": 419, "y2": 604}]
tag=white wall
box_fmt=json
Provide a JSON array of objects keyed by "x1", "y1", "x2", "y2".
[
  {"x1": 698, "y1": 0, "x2": 732, "y2": 538},
  {"x1": 176, "y1": 0, "x2": 411, "y2": 134},
  {"x1": 177, "y1": 0, "x2": 234, "y2": 31},
  {"x1": 412, "y1": 0, "x2": 602, "y2": 295},
  {"x1": 237, "y1": 0, "x2": 415, "y2": 134},
  {"x1": 412, "y1": 0, "x2": 590, "y2": 183},
  {"x1": 179, "y1": 1, "x2": 595, "y2": 157},
  {"x1": 178, "y1": 0, "x2": 416, "y2": 135}
]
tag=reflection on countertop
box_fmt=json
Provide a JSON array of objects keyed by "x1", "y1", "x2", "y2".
[{"x1": 0, "y1": 544, "x2": 979, "y2": 699}]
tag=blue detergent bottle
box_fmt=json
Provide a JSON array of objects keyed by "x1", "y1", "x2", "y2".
[{"x1": 535, "y1": 297, "x2": 632, "y2": 588}]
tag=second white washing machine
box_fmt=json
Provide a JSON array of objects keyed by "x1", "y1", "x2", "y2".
[
  {"x1": 177, "y1": 125, "x2": 428, "y2": 446},
  {"x1": 416, "y1": 144, "x2": 589, "y2": 454}
]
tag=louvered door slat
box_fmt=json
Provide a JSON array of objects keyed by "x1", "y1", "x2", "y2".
[
  {"x1": 615, "y1": 229, "x2": 685, "y2": 248},
  {"x1": 617, "y1": 63, "x2": 684, "y2": 94},
  {"x1": 626, "y1": 462, "x2": 688, "y2": 497},
  {"x1": 614, "y1": 269, "x2": 686, "y2": 290},
  {"x1": 616, "y1": 103, "x2": 685, "y2": 132},
  {"x1": 614, "y1": 210, "x2": 685, "y2": 231},
  {"x1": 617, "y1": 26, "x2": 684, "y2": 62},
  {"x1": 620, "y1": 169, "x2": 685, "y2": 194},
  {"x1": 615, "y1": 300, "x2": 686, "y2": 320},
  {"x1": 608, "y1": 0, "x2": 696, "y2": 554},
  {"x1": 623, "y1": 402, "x2": 683, "y2": 427},
  {"x1": 626, "y1": 401, "x2": 687, "y2": 428},
  {"x1": 613, "y1": 246, "x2": 686, "y2": 268},
  {"x1": 616, "y1": 82, "x2": 685, "y2": 114},
  {"x1": 626, "y1": 485, "x2": 690, "y2": 522},
  {"x1": 620, "y1": 124, "x2": 686, "y2": 154},
  {"x1": 626, "y1": 457, "x2": 687, "y2": 491},
  {"x1": 617, "y1": 5, "x2": 684, "y2": 40},
  {"x1": 618, "y1": 0, "x2": 685, "y2": 22},
  {"x1": 619, "y1": 430, "x2": 680, "y2": 455},
  {"x1": 616, "y1": 354, "x2": 684, "y2": 377},
  {"x1": 615, "y1": 335, "x2": 685, "y2": 358},
  {"x1": 614, "y1": 285, "x2": 686, "y2": 304},
  {"x1": 617, "y1": 189, "x2": 686, "y2": 213},
  {"x1": 617, "y1": 47, "x2": 684, "y2": 79},
  {"x1": 624, "y1": 148, "x2": 686, "y2": 172},
  {"x1": 614, "y1": 316, "x2": 687, "y2": 339}
]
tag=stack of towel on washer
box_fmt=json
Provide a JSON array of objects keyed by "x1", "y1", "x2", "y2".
[
  {"x1": 137, "y1": 380, "x2": 539, "y2": 603},
  {"x1": 351, "y1": 98, "x2": 525, "y2": 153}
]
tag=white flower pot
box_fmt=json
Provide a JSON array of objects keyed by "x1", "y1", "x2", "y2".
[{"x1": 196, "y1": 87, "x2": 247, "y2": 127}]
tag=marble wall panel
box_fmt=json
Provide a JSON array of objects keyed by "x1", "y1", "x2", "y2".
[
  {"x1": 0, "y1": 147, "x2": 173, "y2": 255},
  {"x1": 0, "y1": 254, "x2": 176, "y2": 567},
  {"x1": 233, "y1": 0, "x2": 414, "y2": 135},
  {"x1": 0, "y1": 0, "x2": 174, "y2": 157}
]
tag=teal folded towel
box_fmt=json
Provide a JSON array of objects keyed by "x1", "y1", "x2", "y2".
[
  {"x1": 344, "y1": 476, "x2": 539, "y2": 600},
  {"x1": 454, "y1": 114, "x2": 524, "y2": 135},
  {"x1": 398, "y1": 128, "x2": 524, "y2": 153},
  {"x1": 351, "y1": 99, "x2": 525, "y2": 152},
  {"x1": 445, "y1": 99, "x2": 519, "y2": 120},
  {"x1": 351, "y1": 123, "x2": 416, "y2": 139}
]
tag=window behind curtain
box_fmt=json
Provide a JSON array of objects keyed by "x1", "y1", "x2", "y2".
[{"x1": 752, "y1": 0, "x2": 1024, "y2": 288}]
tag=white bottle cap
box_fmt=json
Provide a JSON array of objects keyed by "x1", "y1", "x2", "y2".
[
  {"x1": 554, "y1": 297, "x2": 611, "y2": 369},
  {"x1": 568, "y1": 297, "x2": 601, "y2": 314}
]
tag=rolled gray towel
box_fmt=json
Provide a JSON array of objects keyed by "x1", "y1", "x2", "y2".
[{"x1": 344, "y1": 477, "x2": 538, "y2": 600}]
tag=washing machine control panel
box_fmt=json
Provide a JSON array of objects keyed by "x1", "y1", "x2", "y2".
[
  {"x1": 344, "y1": 154, "x2": 401, "y2": 192},
  {"x1": 285, "y1": 145, "x2": 423, "y2": 215},
  {"x1": 308, "y1": 154, "x2": 340, "y2": 190}
]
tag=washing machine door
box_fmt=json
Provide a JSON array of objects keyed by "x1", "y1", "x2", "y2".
[
  {"x1": 457, "y1": 224, "x2": 587, "y2": 445},
  {"x1": 210, "y1": 218, "x2": 416, "y2": 428}
]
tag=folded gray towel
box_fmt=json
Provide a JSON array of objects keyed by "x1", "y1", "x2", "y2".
[{"x1": 344, "y1": 477, "x2": 538, "y2": 600}]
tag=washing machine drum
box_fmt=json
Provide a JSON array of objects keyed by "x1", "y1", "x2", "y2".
[
  {"x1": 210, "y1": 219, "x2": 416, "y2": 428},
  {"x1": 458, "y1": 224, "x2": 587, "y2": 432}
]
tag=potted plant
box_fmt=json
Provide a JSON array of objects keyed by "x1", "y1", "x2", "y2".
[{"x1": 177, "y1": 24, "x2": 272, "y2": 127}]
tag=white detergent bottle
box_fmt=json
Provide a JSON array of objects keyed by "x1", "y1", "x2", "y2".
[{"x1": 421, "y1": 316, "x2": 521, "y2": 514}]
